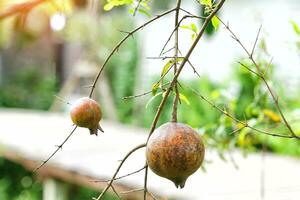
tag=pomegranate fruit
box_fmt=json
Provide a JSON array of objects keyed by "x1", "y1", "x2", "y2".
[
  {"x1": 70, "y1": 97, "x2": 103, "y2": 135},
  {"x1": 146, "y1": 122, "x2": 205, "y2": 188}
]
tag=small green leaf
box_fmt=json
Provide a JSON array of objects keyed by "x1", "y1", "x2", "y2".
[
  {"x1": 180, "y1": 25, "x2": 190, "y2": 30},
  {"x1": 290, "y1": 20, "x2": 300, "y2": 36},
  {"x1": 161, "y1": 58, "x2": 184, "y2": 78},
  {"x1": 211, "y1": 15, "x2": 220, "y2": 31},
  {"x1": 190, "y1": 23, "x2": 198, "y2": 33},
  {"x1": 161, "y1": 60, "x2": 174, "y2": 77},
  {"x1": 199, "y1": 0, "x2": 212, "y2": 6},
  {"x1": 104, "y1": 0, "x2": 134, "y2": 11},
  {"x1": 179, "y1": 93, "x2": 190, "y2": 105},
  {"x1": 180, "y1": 24, "x2": 198, "y2": 33},
  {"x1": 146, "y1": 92, "x2": 162, "y2": 108},
  {"x1": 151, "y1": 82, "x2": 160, "y2": 96},
  {"x1": 104, "y1": 3, "x2": 114, "y2": 11}
]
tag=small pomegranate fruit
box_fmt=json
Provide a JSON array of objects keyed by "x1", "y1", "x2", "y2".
[
  {"x1": 146, "y1": 122, "x2": 205, "y2": 188},
  {"x1": 70, "y1": 97, "x2": 103, "y2": 135}
]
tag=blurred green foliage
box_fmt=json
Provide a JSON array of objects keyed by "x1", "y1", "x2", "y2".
[
  {"x1": 0, "y1": 158, "x2": 42, "y2": 200},
  {"x1": 0, "y1": 67, "x2": 58, "y2": 110},
  {"x1": 100, "y1": 15, "x2": 139, "y2": 124},
  {"x1": 0, "y1": 157, "x2": 117, "y2": 200}
]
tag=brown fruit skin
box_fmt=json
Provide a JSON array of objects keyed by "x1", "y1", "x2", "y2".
[
  {"x1": 70, "y1": 97, "x2": 103, "y2": 135},
  {"x1": 146, "y1": 122, "x2": 205, "y2": 188}
]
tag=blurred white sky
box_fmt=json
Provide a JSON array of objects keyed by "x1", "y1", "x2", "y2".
[{"x1": 138, "y1": 0, "x2": 300, "y2": 90}]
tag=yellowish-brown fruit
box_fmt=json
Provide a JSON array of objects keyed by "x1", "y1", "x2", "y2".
[
  {"x1": 146, "y1": 122, "x2": 205, "y2": 188},
  {"x1": 70, "y1": 97, "x2": 103, "y2": 135}
]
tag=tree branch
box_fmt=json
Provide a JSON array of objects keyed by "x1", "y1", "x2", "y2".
[
  {"x1": 94, "y1": 143, "x2": 146, "y2": 200},
  {"x1": 0, "y1": 0, "x2": 47, "y2": 20},
  {"x1": 219, "y1": 18, "x2": 300, "y2": 139},
  {"x1": 34, "y1": 126, "x2": 78, "y2": 172},
  {"x1": 88, "y1": 8, "x2": 176, "y2": 98}
]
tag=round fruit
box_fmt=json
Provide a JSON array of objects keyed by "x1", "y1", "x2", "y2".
[
  {"x1": 146, "y1": 122, "x2": 205, "y2": 188},
  {"x1": 70, "y1": 97, "x2": 103, "y2": 135}
]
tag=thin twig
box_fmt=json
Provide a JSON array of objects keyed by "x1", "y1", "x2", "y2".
[
  {"x1": 179, "y1": 7, "x2": 206, "y2": 19},
  {"x1": 34, "y1": 126, "x2": 77, "y2": 172},
  {"x1": 187, "y1": 59, "x2": 201, "y2": 78},
  {"x1": 251, "y1": 25, "x2": 262, "y2": 57},
  {"x1": 94, "y1": 143, "x2": 146, "y2": 200},
  {"x1": 121, "y1": 188, "x2": 144, "y2": 194},
  {"x1": 187, "y1": 85, "x2": 295, "y2": 138},
  {"x1": 263, "y1": 57, "x2": 273, "y2": 77},
  {"x1": 171, "y1": 0, "x2": 182, "y2": 123},
  {"x1": 122, "y1": 82, "x2": 171, "y2": 100},
  {"x1": 53, "y1": 95, "x2": 72, "y2": 105},
  {"x1": 148, "y1": 191, "x2": 158, "y2": 200},
  {"x1": 143, "y1": 165, "x2": 149, "y2": 200},
  {"x1": 159, "y1": 14, "x2": 205, "y2": 57},
  {"x1": 133, "y1": 0, "x2": 143, "y2": 16},
  {"x1": 88, "y1": 8, "x2": 176, "y2": 98},
  {"x1": 161, "y1": 46, "x2": 175, "y2": 55},
  {"x1": 111, "y1": 184, "x2": 122, "y2": 200},
  {"x1": 219, "y1": 18, "x2": 300, "y2": 139},
  {"x1": 146, "y1": 56, "x2": 184, "y2": 60},
  {"x1": 93, "y1": 166, "x2": 146, "y2": 182}
]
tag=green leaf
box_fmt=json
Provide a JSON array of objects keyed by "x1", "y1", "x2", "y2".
[
  {"x1": 179, "y1": 93, "x2": 190, "y2": 105},
  {"x1": 161, "y1": 60, "x2": 174, "y2": 77},
  {"x1": 161, "y1": 58, "x2": 184, "y2": 78},
  {"x1": 104, "y1": 0, "x2": 133, "y2": 11},
  {"x1": 211, "y1": 15, "x2": 220, "y2": 31},
  {"x1": 180, "y1": 24, "x2": 198, "y2": 33},
  {"x1": 199, "y1": 0, "x2": 212, "y2": 6},
  {"x1": 180, "y1": 25, "x2": 190, "y2": 29},
  {"x1": 151, "y1": 82, "x2": 160, "y2": 96},
  {"x1": 104, "y1": 3, "x2": 114, "y2": 11},
  {"x1": 146, "y1": 92, "x2": 162, "y2": 108},
  {"x1": 290, "y1": 20, "x2": 300, "y2": 36},
  {"x1": 190, "y1": 23, "x2": 198, "y2": 33}
]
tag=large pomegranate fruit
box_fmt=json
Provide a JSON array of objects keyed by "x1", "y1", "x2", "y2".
[
  {"x1": 70, "y1": 97, "x2": 103, "y2": 135},
  {"x1": 146, "y1": 122, "x2": 205, "y2": 188}
]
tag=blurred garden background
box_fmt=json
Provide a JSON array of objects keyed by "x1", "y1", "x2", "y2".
[{"x1": 0, "y1": 0, "x2": 300, "y2": 199}]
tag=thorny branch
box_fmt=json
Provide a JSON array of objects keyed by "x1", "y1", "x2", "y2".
[
  {"x1": 143, "y1": 0, "x2": 226, "y2": 199},
  {"x1": 122, "y1": 82, "x2": 171, "y2": 100},
  {"x1": 186, "y1": 85, "x2": 295, "y2": 139},
  {"x1": 146, "y1": 0, "x2": 227, "y2": 142},
  {"x1": 171, "y1": 0, "x2": 182, "y2": 123},
  {"x1": 111, "y1": 184, "x2": 122, "y2": 200},
  {"x1": 133, "y1": 0, "x2": 143, "y2": 16},
  {"x1": 33, "y1": 7, "x2": 176, "y2": 172},
  {"x1": 93, "y1": 166, "x2": 146, "y2": 183},
  {"x1": 218, "y1": 18, "x2": 300, "y2": 139},
  {"x1": 159, "y1": 14, "x2": 205, "y2": 56},
  {"x1": 34, "y1": 126, "x2": 78, "y2": 172},
  {"x1": 96, "y1": 0, "x2": 226, "y2": 199},
  {"x1": 94, "y1": 143, "x2": 146, "y2": 200},
  {"x1": 88, "y1": 8, "x2": 176, "y2": 98}
]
